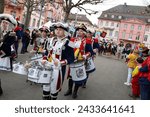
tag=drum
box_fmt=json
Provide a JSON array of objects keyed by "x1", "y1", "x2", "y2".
[
  {"x1": 31, "y1": 54, "x2": 43, "y2": 61},
  {"x1": 27, "y1": 67, "x2": 42, "y2": 83},
  {"x1": 85, "y1": 57, "x2": 96, "y2": 73},
  {"x1": 70, "y1": 62, "x2": 87, "y2": 82},
  {"x1": 0, "y1": 57, "x2": 11, "y2": 71},
  {"x1": 38, "y1": 68, "x2": 53, "y2": 84},
  {"x1": 13, "y1": 63, "x2": 27, "y2": 75}
]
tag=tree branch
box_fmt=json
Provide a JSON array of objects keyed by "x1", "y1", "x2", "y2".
[{"x1": 77, "y1": 6, "x2": 98, "y2": 15}]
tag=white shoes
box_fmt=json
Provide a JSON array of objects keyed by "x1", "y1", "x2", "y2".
[{"x1": 124, "y1": 82, "x2": 131, "y2": 86}]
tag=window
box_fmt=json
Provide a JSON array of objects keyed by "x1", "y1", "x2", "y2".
[
  {"x1": 111, "y1": 15, "x2": 115, "y2": 18},
  {"x1": 116, "y1": 23, "x2": 119, "y2": 27},
  {"x1": 148, "y1": 19, "x2": 150, "y2": 23},
  {"x1": 138, "y1": 25, "x2": 142, "y2": 30},
  {"x1": 104, "y1": 14, "x2": 108, "y2": 18},
  {"x1": 11, "y1": 0, "x2": 17, "y2": 4},
  {"x1": 115, "y1": 31, "x2": 118, "y2": 37},
  {"x1": 128, "y1": 33, "x2": 132, "y2": 40},
  {"x1": 124, "y1": 24, "x2": 127, "y2": 29},
  {"x1": 111, "y1": 22, "x2": 114, "y2": 26},
  {"x1": 100, "y1": 21, "x2": 103, "y2": 26},
  {"x1": 136, "y1": 33, "x2": 140, "y2": 40},
  {"x1": 122, "y1": 32, "x2": 126, "y2": 38},
  {"x1": 11, "y1": 11, "x2": 16, "y2": 18},
  {"x1": 144, "y1": 35, "x2": 148, "y2": 41},
  {"x1": 146, "y1": 27, "x2": 149, "y2": 31},
  {"x1": 105, "y1": 21, "x2": 109, "y2": 26},
  {"x1": 32, "y1": 18, "x2": 36, "y2": 27},
  {"x1": 109, "y1": 31, "x2": 113, "y2": 36},
  {"x1": 47, "y1": 11, "x2": 52, "y2": 19},
  {"x1": 118, "y1": 16, "x2": 122, "y2": 19},
  {"x1": 131, "y1": 25, "x2": 134, "y2": 30}
]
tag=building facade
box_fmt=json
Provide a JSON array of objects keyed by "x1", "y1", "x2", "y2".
[
  {"x1": 98, "y1": 3, "x2": 150, "y2": 48},
  {"x1": 4, "y1": 0, "x2": 24, "y2": 21},
  {"x1": 68, "y1": 13, "x2": 94, "y2": 32},
  {"x1": 3, "y1": 0, "x2": 64, "y2": 29}
]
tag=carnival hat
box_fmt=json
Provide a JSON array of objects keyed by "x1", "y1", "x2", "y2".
[
  {"x1": 86, "y1": 30, "x2": 92, "y2": 34},
  {"x1": 52, "y1": 22, "x2": 69, "y2": 32},
  {"x1": 76, "y1": 24, "x2": 87, "y2": 32},
  {"x1": 142, "y1": 47, "x2": 149, "y2": 54},
  {"x1": 133, "y1": 49, "x2": 139, "y2": 54},
  {"x1": 0, "y1": 13, "x2": 17, "y2": 26},
  {"x1": 39, "y1": 26, "x2": 50, "y2": 33}
]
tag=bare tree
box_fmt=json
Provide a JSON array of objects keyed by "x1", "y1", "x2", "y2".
[
  {"x1": 17, "y1": 0, "x2": 48, "y2": 29},
  {"x1": 0, "y1": 0, "x2": 5, "y2": 13},
  {"x1": 142, "y1": 0, "x2": 150, "y2": 13},
  {"x1": 52, "y1": 0, "x2": 106, "y2": 22}
]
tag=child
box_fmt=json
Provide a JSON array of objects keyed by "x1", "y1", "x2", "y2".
[
  {"x1": 124, "y1": 49, "x2": 139, "y2": 86},
  {"x1": 129, "y1": 57, "x2": 144, "y2": 99}
]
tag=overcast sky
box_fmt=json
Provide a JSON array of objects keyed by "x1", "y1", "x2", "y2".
[{"x1": 71, "y1": 0, "x2": 148, "y2": 24}]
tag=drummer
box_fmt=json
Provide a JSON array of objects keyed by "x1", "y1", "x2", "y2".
[
  {"x1": 0, "y1": 14, "x2": 17, "y2": 96},
  {"x1": 64, "y1": 24, "x2": 93, "y2": 99},
  {"x1": 0, "y1": 14, "x2": 17, "y2": 71},
  {"x1": 42, "y1": 22, "x2": 74, "y2": 100},
  {"x1": 34, "y1": 26, "x2": 49, "y2": 56},
  {"x1": 82, "y1": 30, "x2": 98, "y2": 88}
]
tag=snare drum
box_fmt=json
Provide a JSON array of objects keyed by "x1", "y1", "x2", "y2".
[
  {"x1": 85, "y1": 57, "x2": 96, "y2": 73},
  {"x1": 38, "y1": 68, "x2": 52, "y2": 84},
  {"x1": 70, "y1": 62, "x2": 87, "y2": 82},
  {"x1": 31, "y1": 54, "x2": 43, "y2": 61},
  {"x1": 27, "y1": 67, "x2": 41, "y2": 83},
  {"x1": 0, "y1": 57, "x2": 11, "y2": 71},
  {"x1": 13, "y1": 63, "x2": 27, "y2": 75}
]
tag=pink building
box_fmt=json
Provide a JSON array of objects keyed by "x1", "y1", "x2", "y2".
[
  {"x1": 4, "y1": 0, "x2": 24, "y2": 21},
  {"x1": 119, "y1": 18, "x2": 146, "y2": 47},
  {"x1": 98, "y1": 3, "x2": 150, "y2": 48}
]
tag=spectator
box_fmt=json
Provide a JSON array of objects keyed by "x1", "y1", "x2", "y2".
[
  {"x1": 14, "y1": 22, "x2": 23, "y2": 56},
  {"x1": 124, "y1": 49, "x2": 139, "y2": 86},
  {"x1": 21, "y1": 29, "x2": 30, "y2": 54}
]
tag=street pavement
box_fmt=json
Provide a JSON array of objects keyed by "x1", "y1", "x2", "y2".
[{"x1": 0, "y1": 45, "x2": 134, "y2": 100}]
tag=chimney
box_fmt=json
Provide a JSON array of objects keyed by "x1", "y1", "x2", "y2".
[{"x1": 124, "y1": 3, "x2": 127, "y2": 7}]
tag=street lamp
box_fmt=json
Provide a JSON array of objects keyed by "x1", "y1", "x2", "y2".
[{"x1": 74, "y1": 9, "x2": 79, "y2": 26}]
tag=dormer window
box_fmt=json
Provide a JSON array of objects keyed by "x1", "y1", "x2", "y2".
[
  {"x1": 104, "y1": 14, "x2": 108, "y2": 18},
  {"x1": 118, "y1": 16, "x2": 122, "y2": 19},
  {"x1": 111, "y1": 15, "x2": 114, "y2": 18}
]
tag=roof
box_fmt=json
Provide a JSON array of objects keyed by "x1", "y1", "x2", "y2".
[
  {"x1": 98, "y1": 4, "x2": 150, "y2": 24},
  {"x1": 68, "y1": 13, "x2": 92, "y2": 25}
]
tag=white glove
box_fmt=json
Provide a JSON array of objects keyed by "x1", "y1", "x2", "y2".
[{"x1": 82, "y1": 55, "x2": 87, "y2": 60}]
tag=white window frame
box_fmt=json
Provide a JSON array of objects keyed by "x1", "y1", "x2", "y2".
[{"x1": 122, "y1": 32, "x2": 126, "y2": 38}]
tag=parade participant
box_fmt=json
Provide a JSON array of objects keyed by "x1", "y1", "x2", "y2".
[
  {"x1": 138, "y1": 47, "x2": 150, "y2": 100},
  {"x1": 37, "y1": 26, "x2": 49, "y2": 55},
  {"x1": 30, "y1": 29, "x2": 37, "y2": 46},
  {"x1": 64, "y1": 24, "x2": 91, "y2": 99},
  {"x1": 0, "y1": 14, "x2": 17, "y2": 96},
  {"x1": 14, "y1": 22, "x2": 23, "y2": 56},
  {"x1": 0, "y1": 14, "x2": 17, "y2": 71},
  {"x1": 42, "y1": 22, "x2": 74, "y2": 100},
  {"x1": 129, "y1": 57, "x2": 144, "y2": 99},
  {"x1": 31, "y1": 26, "x2": 49, "y2": 56},
  {"x1": 82, "y1": 30, "x2": 97, "y2": 88},
  {"x1": 117, "y1": 42, "x2": 124, "y2": 59},
  {"x1": 124, "y1": 49, "x2": 139, "y2": 86}
]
